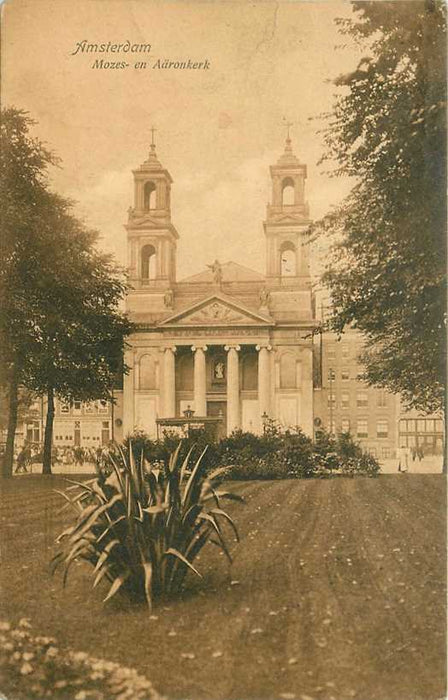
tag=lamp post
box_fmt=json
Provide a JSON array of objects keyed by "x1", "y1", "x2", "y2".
[
  {"x1": 329, "y1": 367, "x2": 334, "y2": 435},
  {"x1": 183, "y1": 405, "x2": 195, "y2": 438}
]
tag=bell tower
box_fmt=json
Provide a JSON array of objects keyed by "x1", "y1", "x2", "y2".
[
  {"x1": 125, "y1": 130, "x2": 178, "y2": 289},
  {"x1": 263, "y1": 131, "x2": 311, "y2": 281}
]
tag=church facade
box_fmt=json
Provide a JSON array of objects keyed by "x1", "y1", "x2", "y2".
[{"x1": 122, "y1": 137, "x2": 317, "y2": 438}]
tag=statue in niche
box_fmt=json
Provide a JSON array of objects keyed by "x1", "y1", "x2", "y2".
[
  {"x1": 164, "y1": 288, "x2": 174, "y2": 308},
  {"x1": 213, "y1": 359, "x2": 226, "y2": 380},
  {"x1": 207, "y1": 259, "x2": 223, "y2": 285},
  {"x1": 259, "y1": 286, "x2": 271, "y2": 307}
]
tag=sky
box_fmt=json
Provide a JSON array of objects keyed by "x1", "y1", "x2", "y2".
[{"x1": 2, "y1": 0, "x2": 362, "y2": 280}]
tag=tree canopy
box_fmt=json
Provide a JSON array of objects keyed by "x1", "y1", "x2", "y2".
[
  {"x1": 1, "y1": 108, "x2": 133, "y2": 476},
  {"x1": 318, "y1": 0, "x2": 446, "y2": 413}
]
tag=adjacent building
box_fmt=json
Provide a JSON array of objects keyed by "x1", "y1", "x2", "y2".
[{"x1": 314, "y1": 327, "x2": 444, "y2": 459}]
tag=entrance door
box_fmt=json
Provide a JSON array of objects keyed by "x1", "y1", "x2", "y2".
[
  {"x1": 74, "y1": 421, "x2": 81, "y2": 447},
  {"x1": 207, "y1": 401, "x2": 227, "y2": 440}
]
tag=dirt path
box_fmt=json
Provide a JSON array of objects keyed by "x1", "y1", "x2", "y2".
[{"x1": 0, "y1": 475, "x2": 445, "y2": 700}]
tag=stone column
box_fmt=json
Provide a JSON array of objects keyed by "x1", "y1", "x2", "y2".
[
  {"x1": 163, "y1": 346, "x2": 176, "y2": 417},
  {"x1": 192, "y1": 345, "x2": 207, "y2": 416},
  {"x1": 256, "y1": 345, "x2": 272, "y2": 429},
  {"x1": 225, "y1": 345, "x2": 240, "y2": 435},
  {"x1": 122, "y1": 348, "x2": 135, "y2": 436}
]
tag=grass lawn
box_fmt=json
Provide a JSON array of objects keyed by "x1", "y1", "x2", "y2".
[{"x1": 0, "y1": 474, "x2": 446, "y2": 700}]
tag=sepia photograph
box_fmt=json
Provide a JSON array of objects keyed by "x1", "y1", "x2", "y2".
[{"x1": 0, "y1": 1, "x2": 446, "y2": 699}]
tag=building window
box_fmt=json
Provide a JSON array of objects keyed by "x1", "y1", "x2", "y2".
[
  {"x1": 357, "y1": 420, "x2": 368, "y2": 438},
  {"x1": 141, "y1": 244, "x2": 156, "y2": 281},
  {"x1": 26, "y1": 421, "x2": 40, "y2": 443},
  {"x1": 73, "y1": 401, "x2": 82, "y2": 415},
  {"x1": 341, "y1": 369, "x2": 350, "y2": 381},
  {"x1": 281, "y1": 177, "x2": 295, "y2": 205},
  {"x1": 341, "y1": 418, "x2": 350, "y2": 433},
  {"x1": 341, "y1": 393, "x2": 349, "y2": 409},
  {"x1": 356, "y1": 392, "x2": 368, "y2": 408},
  {"x1": 377, "y1": 420, "x2": 389, "y2": 438},
  {"x1": 280, "y1": 241, "x2": 296, "y2": 277},
  {"x1": 84, "y1": 402, "x2": 96, "y2": 414},
  {"x1": 377, "y1": 391, "x2": 387, "y2": 407},
  {"x1": 341, "y1": 345, "x2": 349, "y2": 359},
  {"x1": 329, "y1": 420, "x2": 336, "y2": 435},
  {"x1": 143, "y1": 181, "x2": 156, "y2": 210},
  {"x1": 381, "y1": 447, "x2": 391, "y2": 459},
  {"x1": 327, "y1": 369, "x2": 336, "y2": 381},
  {"x1": 60, "y1": 402, "x2": 70, "y2": 414},
  {"x1": 98, "y1": 400, "x2": 109, "y2": 414},
  {"x1": 370, "y1": 447, "x2": 377, "y2": 457},
  {"x1": 327, "y1": 395, "x2": 336, "y2": 408},
  {"x1": 327, "y1": 347, "x2": 336, "y2": 360}
]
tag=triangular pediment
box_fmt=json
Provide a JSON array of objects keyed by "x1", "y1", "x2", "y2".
[
  {"x1": 275, "y1": 214, "x2": 309, "y2": 225},
  {"x1": 128, "y1": 215, "x2": 166, "y2": 228},
  {"x1": 159, "y1": 293, "x2": 274, "y2": 328}
]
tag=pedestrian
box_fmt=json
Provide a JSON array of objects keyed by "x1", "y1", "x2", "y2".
[
  {"x1": 15, "y1": 446, "x2": 30, "y2": 473},
  {"x1": 398, "y1": 445, "x2": 410, "y2": 473}
]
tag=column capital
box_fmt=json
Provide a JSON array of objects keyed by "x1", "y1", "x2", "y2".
[
  {"x1": 163, "y1": 345, "x2": 177, "y2": 354},
  {"x1": 191, "y1": 345, "x2": 208, "y2": 352},
  {"x1": 256, "y1": 344, "x2": 272, "y2": 352},
  {"x1": 224, "y1": 344, "x2": 241, "y2": 352}
]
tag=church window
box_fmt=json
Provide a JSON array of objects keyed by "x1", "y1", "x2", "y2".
[
  {"x1": 141, "y1": 244, "x2": 156, "y2": 281},
  {"x1": 279, "y1": 353, "x2": 297, "y2": 389},
  {"x1": 143, "y1": 181, "x2": 156, "y2": 210},
  {"x1": 280, "y1": 241, "x2": 296, "y2": 277},
  {"x1": 281, "y1": 177, "x2": 295, "y2": 206},
  {"x1": 139, "y1": 354, "x2": 157, "y2": 390}
]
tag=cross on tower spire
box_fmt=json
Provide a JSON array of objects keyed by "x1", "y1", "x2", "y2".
[{"x1": 150, "y1": 126, "x2": 157, "y2": 151}]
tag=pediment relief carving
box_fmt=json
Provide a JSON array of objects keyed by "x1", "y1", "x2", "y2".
[{"x1": 160, "y1": 297, "x2": 273, "y2": 327}]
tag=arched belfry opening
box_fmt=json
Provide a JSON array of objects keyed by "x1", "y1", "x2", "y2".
[
  {"x1": 141, "y1": 244, "x2": 156, "y2": 281},
  {"x1": 280, "y1": 241, "x2": 296, "y2": 277},
  {"x1": 143, "y1": 181, "x2": 156, "y2": 210},
  {"x1": 282, "y1": 177, "x2": 295, "y2": 206}
]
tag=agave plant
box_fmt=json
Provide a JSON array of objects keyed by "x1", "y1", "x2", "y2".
[{"x1": 52, "y1": 443, "x2": 243, "y2": 609}]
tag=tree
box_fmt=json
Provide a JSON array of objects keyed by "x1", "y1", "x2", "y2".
[
  {"x1": 0, "y1": 108, "x2": 58, "y2": 477},
  {"x1": 1, "y1": 107, "x2": 133, "y2": 477},
  {"x1": 317, "y1": 1, "x2": 446, "y2": 414},
  {"x1": 20, "y1": 199, "x2": 133, "y2": 474}
]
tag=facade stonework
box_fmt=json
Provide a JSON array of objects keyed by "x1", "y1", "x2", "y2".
[{"x1": 123, "y1": 137, "x2": 317, "y2": 438}]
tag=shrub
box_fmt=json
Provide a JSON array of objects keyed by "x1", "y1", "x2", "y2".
[
  {"x1": 0, "y1": 619, "x2": 160, "y2": 700},
  {"x1": 340, "y1": 452, "x2": 380, "y2": 478},
  {"x1": 123, "y1": 429, "x2": 220, "y2": 472},
  {"x1": 221, "y1": 424, "x2": 316, "y2": 479},
  {"x1": 52, "y1": 443, "x2": 242, "y2": 609}
]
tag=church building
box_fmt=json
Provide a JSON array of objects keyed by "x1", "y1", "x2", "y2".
[{"x1": 122, "y1": 135, "x2": 317, "y2": 438}]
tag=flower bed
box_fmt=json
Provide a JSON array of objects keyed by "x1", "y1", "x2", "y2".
[{"x1": 0, "y1": 619, "x2": 161, "y2": 700}]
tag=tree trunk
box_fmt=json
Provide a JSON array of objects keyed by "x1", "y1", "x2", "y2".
[
  {"x1": 442, "y1": 394, "x2": 447, "y2": 475},
  {"x1": 42, "y1": 387, "x2": 55, "y2": 475},
  {"x1": 3, "y1": 364, "x2": 19, "y2": 479}
]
